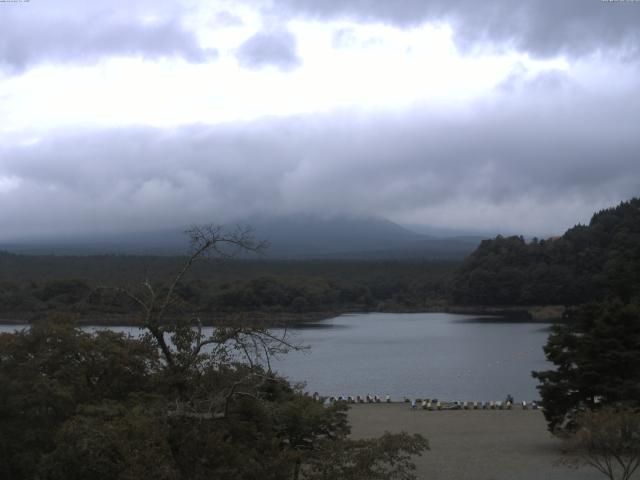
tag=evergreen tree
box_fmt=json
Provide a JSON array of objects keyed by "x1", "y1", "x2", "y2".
[{"x1": 532, "y1": 299, "x2": 640, "y2": 432}]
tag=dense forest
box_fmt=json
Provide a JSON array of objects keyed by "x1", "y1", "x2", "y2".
[
  {"x1": 452, "y1": 198, "x2": 640, "y2": 306},
  {"x1": 2, "y1": 198, "x2": 639, "y2": 323},
  {"x1": 0, "y1": 255, "x2": 455, "y2": 323}
]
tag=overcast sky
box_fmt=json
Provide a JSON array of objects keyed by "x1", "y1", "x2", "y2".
[{"x1": 1, "y1": 0, "x2": 639, "y2": 240}]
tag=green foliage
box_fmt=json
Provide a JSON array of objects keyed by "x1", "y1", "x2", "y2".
[
  {"x1": 40, "y1": 403, "x2": 179, "y2": 480},
  {"x1": 0, "y1": 319, "x2": 159, "y2": 479},
  {"x1": 532, "y1": 300, "x2": 640, "y2": 433},
  {"x1": 0, "y1": 256, "x2": 456, "y2": 320},
  {"x1": 303, "y1": 432, "x2": 428, "y2": 480},
  {"x1": 0, "y1": 226, "x2": 432, "y2": 478},
  {"x1": 0, "y1": 319, "x2": 427, "y2": 479},
  {"x1": 453, "y1": 198, "x2": 640, "y2": 306}
]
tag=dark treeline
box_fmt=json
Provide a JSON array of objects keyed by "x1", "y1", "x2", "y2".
[
  {"x1": 0, "y1": 255, "x2": 456, "y2": 321},
  {"x1": 3, "y1": 198, "x2": 639, "y2": 321},
  {"x1": 452, "y1": 198, "x2": 640, "y2": 306}
]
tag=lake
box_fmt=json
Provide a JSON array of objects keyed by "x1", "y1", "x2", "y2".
[{"x1": 0, "y1": 312, "x2": 552, "y2": 402}]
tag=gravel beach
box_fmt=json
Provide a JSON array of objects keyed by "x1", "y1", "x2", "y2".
[{"x1": 348, "y1": 404, "x2": 605, "y2": 480}]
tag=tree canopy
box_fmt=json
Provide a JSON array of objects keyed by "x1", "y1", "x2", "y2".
[
  {"x1": 452, "y1": 198, "x2": 640, "y2": 306},
  {"x1": 532, "y1": 299, "x2": 640, "y2": 432},
  {"x1": 0, "y1": 254, "x2": 455, "y2": 323},
  {"x1": 0, "y1": 225, "x2": 428, "y2": 480}
]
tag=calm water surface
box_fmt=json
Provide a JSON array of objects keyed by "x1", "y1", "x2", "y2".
[
  {"x1": 270, "y1": 313, "x2": 551, "y2": 402},
  {"x1": 0, "y1": 313, "x2": 552, "y2": 401}
]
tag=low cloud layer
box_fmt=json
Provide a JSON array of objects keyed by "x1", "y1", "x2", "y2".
[
  {"x1": 1, "y1": 77, "x2": 638, "y2": 239},
  {"x1": 0, "y1": 1, "x2": 214, "y2": 73},
  {"x1": 273, "y1": 0, "x2": 640, "y2": 59},
  {"x1": 1, "y1": 1, "x2": 638, "y2": 241}
]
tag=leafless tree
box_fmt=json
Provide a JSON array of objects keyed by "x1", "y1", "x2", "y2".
[
  {"x1": 563, "y1": 407, "x2": 640, "y2": 480},
  {"x1": 117, "y1": 224, "x2": 301, "y2": 417}
]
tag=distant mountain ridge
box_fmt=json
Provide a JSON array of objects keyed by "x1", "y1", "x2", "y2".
[{"x1": 1, "y1": 214, "x2": 484, "y2": 260}]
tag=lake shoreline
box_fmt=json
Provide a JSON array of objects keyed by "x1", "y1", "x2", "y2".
[
  {"x1": 0, "y1": 311, "x2": 341, "y2": 327},
  {"x1": 3, "y1": 312, "x2": 552, "y2": 401},
  {"x1": 0, "y1": 304, "x2": 564, "y2": 327}
]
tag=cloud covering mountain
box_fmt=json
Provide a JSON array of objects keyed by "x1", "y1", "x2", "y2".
[{"x1": 0, "y1": 0, "x2": 638, "y2": 241}]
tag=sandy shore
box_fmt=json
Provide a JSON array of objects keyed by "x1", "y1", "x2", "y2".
[{"x1": 348, "y1": 404, "x2": 603, "y2": 480}]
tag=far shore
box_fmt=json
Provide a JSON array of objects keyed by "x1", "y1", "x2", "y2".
[
  {"x1": 348, "y1": 404, "x2": 599, "y2": 480},
  {"x1": 0, "y1": 304, "x2": 565, "y2": 327}
]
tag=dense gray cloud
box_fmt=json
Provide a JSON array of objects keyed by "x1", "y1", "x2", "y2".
[
  {"x1": 1, "y1": 75, "x2": 638, "y2": 240},
  {"x1": 236, "y1": 29, "x2": 301, "y2": 71},
  {"x1": 0, "y1": 0, "x2": 215, "y2": 73},
  {"x1": 270, "y1": 0, "x2": 640, "y2": 58}
]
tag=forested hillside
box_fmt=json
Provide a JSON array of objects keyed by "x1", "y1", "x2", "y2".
[
  {"x1": 4, "y1": 199, "x2": 638, "y2": 320},
  {"x1": 0, "y1": 255, "x2": 455, "y2": 322},
  {"x1": 452, "y1": 198, "x2": 640, "y2": 306}
]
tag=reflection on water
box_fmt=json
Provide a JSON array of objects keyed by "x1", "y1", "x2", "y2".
[
  {"x1": 0, "y1": 312, "x2": 553, "y2": 401},
  {"x1": 287, "y1": 322, "x2": 350, "y2": 330},
  {"x1": 453, "y1": 316, "x2": 532, "y2": 324}
]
